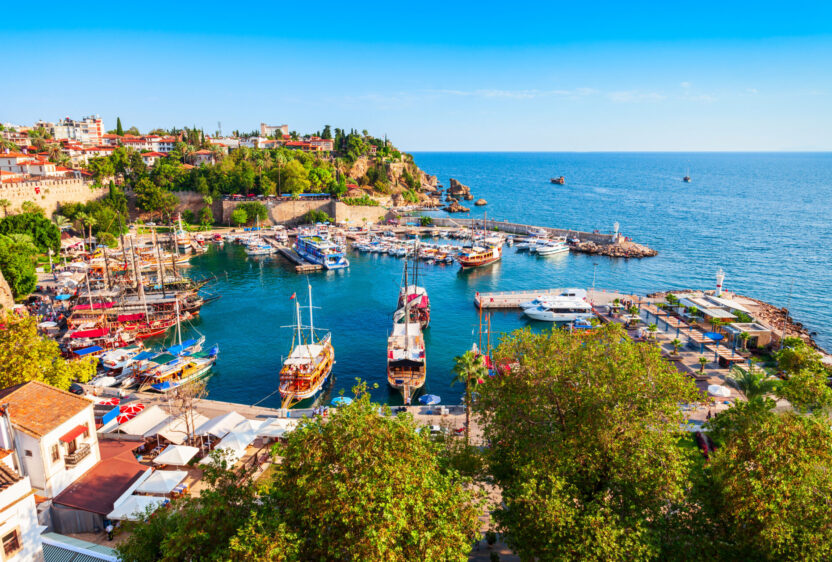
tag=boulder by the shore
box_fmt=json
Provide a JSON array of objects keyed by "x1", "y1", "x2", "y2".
[
  {"x1": 444, "y1": 200, "x2": 470, "y2": 213},
  {"x1": 474, "y1": 198, "x2": 487, "y2": 206},
  {"x1": 572, "y1": 239, "x2": 658, "y2": 258},
  {"x1": 447, "y1": 178, "x2": 473, "y2": 200}
]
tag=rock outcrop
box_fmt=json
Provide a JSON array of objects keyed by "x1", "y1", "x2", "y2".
[
  {"x1": 0, "y1": 269, "x2": 14, "y2": 311},
  {"x1": 572, "y1": 239, "x2": 658, "y2": 258},
  {"x1": 447, "y1": 179, "x2": 473, "y2": 200},
  {"x1": 474, "y1": 198, "x2": 487, "y2": 206},
  {"x1": 444, "y1": 200, "x2": 470, "y2": 213}
]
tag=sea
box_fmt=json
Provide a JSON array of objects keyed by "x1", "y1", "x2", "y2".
[{"x1": 169, "y1": 152, "x2": 832, "y2": 408}]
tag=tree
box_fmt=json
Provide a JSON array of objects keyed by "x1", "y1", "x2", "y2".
[
  {"x1": 125, "y1": 126, "x2": 140, "y2": 136},
  {"x1": 321, "y1": 124, "x2": 332, "y2": 139},
  {"x1": 477, "y1": 324, "x2": 699, "y2": 559},
  {"x1": 774, "y1": 337, "x2": 822, "y2": 374},
  {"x1": 0, "y1": 199, "x2": 10, "y2": 218},
  {"x1": 699, "y1": 356, "x2": 708, "y2": 374},
  {"x1": 0, "y1": 313, "x2": 96, "y2": 389},
  {"x1": 728, "y1": 364, "x2": 780, "y2": 402},
  {"x1": 708, "y1": 411, "x2": 832, "y2": 559},
  {"x1": 230, "y1": 208, "x2": 247, "y2": 227},
  {"x1": 52, "y1": 215, "x2": 70, "y2": 230},
  {"x1": 87, "y1": 156, "x2": 115, "y2": 183},
  {"x1": 237, "y1": 202, "x2": 268, "y2": 225},
  {"x1": 647, "y1": 322, "x2": 658, "y2": 339},
  {"x1": 116, "y1": 117, "x2": 124, "y2": 136},
  {"x1": 777, "y1": 367, "x2": 832, "y2": 413},
  {"x1": 261, "y1": 384, "x2": 481, "y2": 560},
  {"x1": 670, "y1": 338, "x2": 682, "y2": 355},
  {"x1": 281, "y1": 160, "x2": 310, "y2": 196},
  {"x1": 451, "y1": 349, "x2": 486, "y2": 444},
  {"x1": 134, "y1": 178, "x2": 177, "y2": 221},
  {"x1": 167, "y1": 379, "x2": 208, "y2": 446},
  {"x1": 199, "y1": 206, "x2": 213, "y2": 228},
  {"x1": 0, "y1": 235, "x2": 37, "y2": 298},
  {"x1": 738, "y1": 331, "x2": 750, "y2": 351},
  {"x1": 302, "y1": 210, "x2": 331, "y2": 224},
  {"x1": 0, "y1": 212, "x2": 60, "y2": 254}
]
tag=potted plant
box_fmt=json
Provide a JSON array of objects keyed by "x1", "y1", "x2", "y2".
[
  {"x1": 671, "y1": 338, "x2": 682, "y2": 356},
  {"x1": 699, "y1": 356, "x2": 708, "y2": 374},
  {"x1": 739, "y1": 331, "x2": 750, "y2": 352},
  {"x1": 647, "y1": 323, "x2": 658, "y2": 340}
]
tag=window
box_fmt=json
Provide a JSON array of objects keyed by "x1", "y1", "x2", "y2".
[
  {"x1": 82, "y1": 424, "x2": 90, "y2": 439},
  {"x1": 2, "y1": 529, "x2": 20, "y2": 556},
  {"x1": 51, "y1": 444, "x2": 60, "y2": 462},
  {"x1": 23, "y1": 450, "x2": 32, "y2": 457}
]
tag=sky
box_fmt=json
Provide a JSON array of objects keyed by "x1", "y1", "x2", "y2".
[{"x1": 2, "y1": 1, "x2": 831, "y2": 151}]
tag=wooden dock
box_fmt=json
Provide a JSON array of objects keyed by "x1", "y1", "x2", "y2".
[{"x1": 474, "y1": 288, "x2": 636, "y2": 309}]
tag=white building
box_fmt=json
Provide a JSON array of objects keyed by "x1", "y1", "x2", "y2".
[
  {"x1": 260, "y1": 123, "x2": 289, "y2": 137},
  {"x1": 0, "y1": 462, "x2": 44, "y2": 562},
  {"x1": 37, "y1": 116, "x2": 104, "y2": 146},
  {"x1": 0, "y1": 381, "x2": 100, "y2": 498}
]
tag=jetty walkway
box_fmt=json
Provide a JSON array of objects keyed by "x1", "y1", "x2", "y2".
[
  {"x1": 262, "y1": 235, "x2": 323, "y2": 272},
  {"x1": 475, "y1": 287, "x2": 635, "y2": 309}
]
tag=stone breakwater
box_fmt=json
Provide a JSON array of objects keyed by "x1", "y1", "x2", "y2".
[{"x1": 571, "y1": 239, "x2": 658, "y2": 258}]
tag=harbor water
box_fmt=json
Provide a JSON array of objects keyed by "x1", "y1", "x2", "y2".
[{"x1": 174, "y1": 152, "x2": 832, "y2": 407}]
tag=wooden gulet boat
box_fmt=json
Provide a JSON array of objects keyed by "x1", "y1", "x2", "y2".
[
  {"x1": 456, "y1": 239, "x2": 503, "y2": 269},
  {"x1": 279, "y1": 284, "x2": 335, "y2": 409},
  {"x1": 396, "y1": 246, "x2": 431, "y2": 329},
  {"x1": 387, "y1": 284, "x2": 426, "y2": 405}
]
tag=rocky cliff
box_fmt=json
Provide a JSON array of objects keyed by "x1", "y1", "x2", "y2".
[
  {"x1": 340, "y1": 155, "x2": 439, "y2": 206},
  {"x1": 0, "y1": 269, "x2": 14, "y2": 311}
]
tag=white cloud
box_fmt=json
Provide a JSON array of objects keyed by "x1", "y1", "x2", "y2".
[
  {"x1": 680, "y1": 81, "x2": 692, "y2": 89},
  {"x1": 746, "y1": 88, "x2": 759, "y2": 94},
  {"x1": 426, "y1": 88, "x2": 598, "y2": 100}
]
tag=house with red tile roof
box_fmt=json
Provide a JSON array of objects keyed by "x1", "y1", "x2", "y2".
[
  {"x1": 0, "y1": 381, "x2": 100, "y2": 497},
  {"x1": 140, "y1": 151, "x2": 167, "y2": 167}
]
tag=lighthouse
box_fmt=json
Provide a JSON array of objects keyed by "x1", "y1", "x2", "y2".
[{"x1": 716, "y1": 268, "x2": 725, "y2": 297}]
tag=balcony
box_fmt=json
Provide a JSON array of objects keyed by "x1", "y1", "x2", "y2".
[{"x1": 64, "y1": 443, "x2": 91, "y2": 467}]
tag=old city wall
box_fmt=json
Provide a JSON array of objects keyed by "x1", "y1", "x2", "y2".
[
  {"x1": 0, "y1": 178, "x2": 107, "y2": 216},
  {"x1": 221, "y1": 198, "x2": 395, "y2": 226}
]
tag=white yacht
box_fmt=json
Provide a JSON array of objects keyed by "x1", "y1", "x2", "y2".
[
  {"x1": 534, "y1": 241, "x2": 570, "y2": 255},
  {"x1": 520, "y1": 288, "x2": 587, "y2": 309},
  {"x1": 523, "y1": 295, "x2": 594, "y2": 322}
]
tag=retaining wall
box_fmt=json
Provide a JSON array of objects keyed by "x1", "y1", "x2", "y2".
[
  {"x1": 0, "y1": 178, "x2": 107, "y2": 216},
  {"x1": 221, "y1": 198, "x2": 395, "y2": 226}
]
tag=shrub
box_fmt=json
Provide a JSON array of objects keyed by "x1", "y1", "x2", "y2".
[
  {"x1": 303, "y1": 210, "x2": 332, "y2": 224},
  {"x1": 342, "y1": 196, "x2": 379, "y2": 207}
]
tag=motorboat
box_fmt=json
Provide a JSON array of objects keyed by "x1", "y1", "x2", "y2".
[
  {"x1": 535, "y1": 241, "x2": 570, "y2": 256},
  {"x1": 523, "y1": 295, "x2": 594, "y2": 322},
  {"x1": 520, "y1": 288, "x2": 588, "y2": 309}
]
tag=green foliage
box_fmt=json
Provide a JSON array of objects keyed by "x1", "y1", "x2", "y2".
[
  {"x1": 0, "y1": 314, "x2": 96, "y2": 389},
  {"x1": 280, "y1": 160, "x2": 310, "y2": 196},
  {"x1": 774, "y1": 337, "x2": 822, "y2": 373},
  {"x1": 728, "y1": 364, "x2": 781, "y2": 402},
  {"x1": 0, "y1": 235, "x2": 37, "y2": 298},
  {"x1": 302, "y1": 209, "x2": 332, "y2": 224},
  {"x1": 0, "y1": 212, "x2": 60, "y2": 254},
  {"x1": 452, "y1": 350, "x2": 487, "y2": 444},
  {"x1": 419, "y1": 216, "x2": 433, "y2": 226},
  {"x1": 134, "y1": 178, "x2": 177, "y2": 219},
  {"x1": 116, "y1": 117, "x2": 123, "y2": 136},
  {"x1": 237, "y1": 201, "x2": 268, "y2": 225},
  {"x1": 777, "y1": 368, "x2": 832, "y2": 412},
  {"x1": 181, "y1": 209, "x2": 195, "y2": 224},
  {"x1": 230, "y1": 208, "x2": 247, "y2": 226},
  {"x1": 342, "y1": 195, "x2": 379, "y2": 206},
  {"x1": 401, "y1": 189, "x2": 419, "y2": 204},
  {"x1": 708, "y1": 411, "x2": 832, "y2": 560},
  {"x1": 478, "y1": 323, "x2": 700, "y2": 560},
  {"x1": 199, "y1": 206, "x2": 214, "y2": 227}
]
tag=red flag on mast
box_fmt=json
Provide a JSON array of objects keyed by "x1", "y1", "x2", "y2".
[{"x1": 290, "y1": 293, "x2": 296, "y2": 300}]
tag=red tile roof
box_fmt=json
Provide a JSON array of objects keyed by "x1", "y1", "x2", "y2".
[{"x1": 0, "y1": 381, "x2": 92, "y2": 438}]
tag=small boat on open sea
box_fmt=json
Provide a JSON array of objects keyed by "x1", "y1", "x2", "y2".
[
  {"x1": 550, "y1": 176, "x2": 566, "y2": 184},
  {"x1": 683, "y1": 168, "x2": 691, "y2": 182},
  {"x1": 279, "y1": 285, "x2": 335, "y2": 408}
]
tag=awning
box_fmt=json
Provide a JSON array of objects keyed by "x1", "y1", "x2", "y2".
[
  {"x1": 71, "y1": 327, "x2": 109, "y2": 339},
  {"x1": 107, "y1": 495, "x2": 168, "y2": 521},
  {"x1": 118, "y1": 313, "x2": 146, "y2": 322},
  {"x1": 154, "y1": 444, "x2": 199, "y2": 466},
  {"x1": 166, "y1": 338, "x2": 197, "y2": 355},
  {"x1": 73, "y1": 346, "x2": 103, "y2": 356},
  {"x1": 59, "y1": 424, "x2": 87, "y2": 443}
]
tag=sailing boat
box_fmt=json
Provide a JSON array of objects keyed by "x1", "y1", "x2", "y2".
[
  {"x1": 387, "y1": 272, "x2": 426, "y2": 404},
  {"x1": 141, "y1": 300, "x2": 219, "y2": 393},
  {"x1": 683, "y1": 168, "x2": 691, "y2": 182},
  {"x1": 279, "y1": 284, "x2": 335, "y2": 408},
  {"x1": 396, "y1": 241, "x2": 431, "y2": 328},
  {"x1": 245, "y1": 215, "x2": 276, "y2": 256},
  {"x1": 175, "y1": 213, "x2": 191, "y2": 252}
]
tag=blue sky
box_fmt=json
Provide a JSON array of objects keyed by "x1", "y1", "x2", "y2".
[{"x1": 2, "y1": 1, "x2": 830, "y2": 151}]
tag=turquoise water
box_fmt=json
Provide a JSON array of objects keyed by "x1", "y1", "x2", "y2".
[{"x1": 172, "y1": 152, "x2": 832, "y2": 408}]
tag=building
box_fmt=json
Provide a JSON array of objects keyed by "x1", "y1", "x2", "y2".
[
  {"x1": 140, "y1": 151, "x2": 166, "y2": 167},
  {"x1": 260, "y1": 123, "x2": 289, "y2": 137},
  {"x1": 37, "y1": 116, "x2": 104, "y2": 146},
  {"x1": 189, "y1": 149, "x2": 216, "y2": 166},
  {"x1": 0, "y1": 381, "x2": 100, "y2": 498},
  {"x1": 0, "y1": 463, "x2": 44, "y2": 561}
]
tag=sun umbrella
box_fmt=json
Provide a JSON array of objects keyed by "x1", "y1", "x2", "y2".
[
  {"x1": 707, "y1": 384, "x2": 731, "y2": 398},
  {"x1": 99, "y1": 397, "x2": 120, "y2": 406},
  {"x1": 331, "y1": 396, "x2": 352, "y2": 407},
  {"x1": 117, "y1": 412, "x2": 138, "y2": 424},
  {"x1": 121, "y1": 402, "x2": 145, "y2": 415},
  {"x1": 419, "y1": 394, "x2": 441, "y2": 405}
]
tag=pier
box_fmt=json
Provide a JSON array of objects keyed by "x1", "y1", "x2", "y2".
[
  {"x1": 475, "y1": 288, "x2": 636, "y2": 309},
  {"x1": 262, "y1": 235, "x2": 323, "y2": 272}
]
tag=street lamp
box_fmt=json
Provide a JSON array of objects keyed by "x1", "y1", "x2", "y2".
[{"x1": 592, "y1": 263, "x2": 599, "y2": 290}]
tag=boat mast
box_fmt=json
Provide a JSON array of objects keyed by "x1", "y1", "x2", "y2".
[
  {"x1": 128, "y1": 237, "x2": 149, "y2": 319},
  {"x1": 153, "y1": 228, "x2": 167, "y2": 298},
  {"x1": 175, "y1": 298, "x2": 182, "y2": 346},
  {"x1": 295, "y1": 295, "x2": 303, "y2": 347},
  {"x1": 307, "y1": 281, "x2": 314, "y2": 342}
]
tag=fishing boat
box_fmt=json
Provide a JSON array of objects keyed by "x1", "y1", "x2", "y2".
[
  {"x1": 387, "y1": 321, "x2": 426, "y2": 405},
  {"x1": 683, "y1": 168, "x2": 691, "y2": 182},
  {"x1": 550, "y1": 176, "x2": 565, "y2": 184},
  {"x1": 100, "y1": 344, "x2": 144, "y2": 372},
  {"x1": 295, "y1": 234, "x2": 350, "y2": 269},
  {"x1": 279, "y1": 285, "x2": 335, "y2": 408},
  {"x1": 456, "y1": 237, "x2": 503, "y2": 269}
]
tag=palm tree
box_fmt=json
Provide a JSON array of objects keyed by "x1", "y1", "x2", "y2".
[
  {"x1": 53, "y1": 215, "x2": 70, "y2": 230},
  {"x1": 709, "y1": 317, "x2": 724, "y2": 334},
  {"x1": 671, "y1": 338, "x2": 682, "y2": 355},
  {"x1": 699, "y1": 356, "x2": 708, "y2": 374},
  {"x1": 451, "y1": 349, "x2": 487, "y2": 444},
  {"x1": 647, "y1": 323, "x2": 658, "y2": 340},
  {"x1": 738, "y1": 331, "x2": 750, "y2": 352},
  {"x1": 729, "y1": 364, "x2": 780, "y2": 402},
  {"x1": 0, "y1": 199, "x2": 10, "y2": 218}
]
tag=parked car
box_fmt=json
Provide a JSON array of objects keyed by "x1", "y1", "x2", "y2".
[{"x1": 68, "y1": 383, "x2": 84, "y2": 395}]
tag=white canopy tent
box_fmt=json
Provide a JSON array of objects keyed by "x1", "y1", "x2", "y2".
[
  {"x1": 232, "y1": 418, "x2": 268, "y2": 434},
  {"x1": 150, "y1": 413, "x2": 210, "y2": 444},
  {"x1": 107, "y1": 495, "x2": 168, "y2": 521},
  {"x1": 116, "y1": 405, "x2": 170, "y2": 436},
  {"x1": 136, "y1": 470, "x2": 188, "y2": 495},
  {"x1": 153, "y1": 444, "x2": 199, "y2": 466},
  {"x1": 258, "y1": 417, "x2": 299, "y2": 438},
  {"x1": 194, "y1": 411, "x2": 246, "y2": 439}
]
